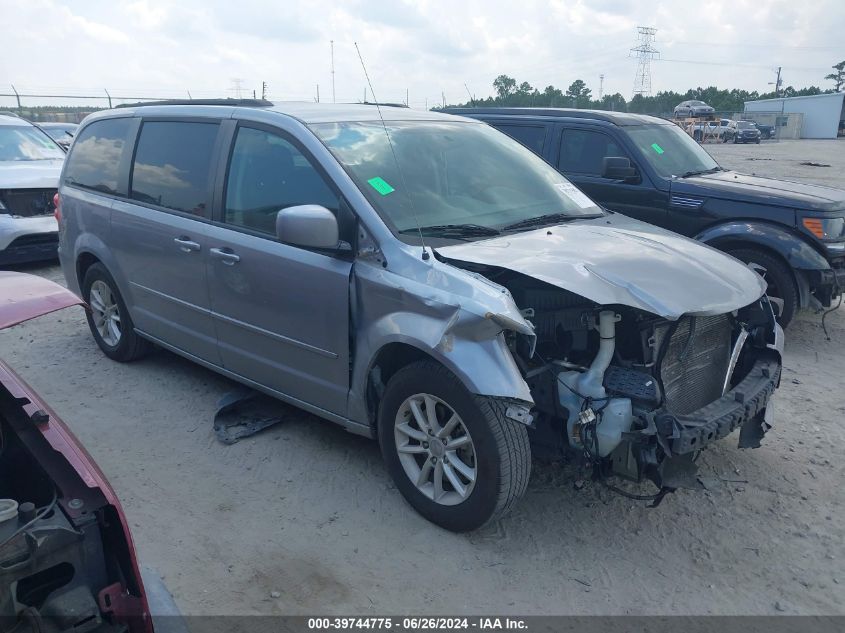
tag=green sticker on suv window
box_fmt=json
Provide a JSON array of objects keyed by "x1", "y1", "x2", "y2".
[
  {"x1": 651, "y1": 143, "x2": 665, "y2": 154},
  {"x1": 367, "y1": 176, "x2": 395, "y2": 196}
]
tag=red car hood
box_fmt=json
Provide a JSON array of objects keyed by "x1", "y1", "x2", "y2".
[
  {"x1": 0, "y1": 271, "x2": 85, "y2": 329},
  {"x1": 0, "y1": 271, "x2": 152, "y2": 631}
]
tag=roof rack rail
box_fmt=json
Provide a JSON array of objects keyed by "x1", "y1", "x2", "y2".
[
  {"x1": 0, "y1": 110, "x2": 21, "y2": 118},
  {"x1": 114, "y1": 98, "x2": 273, "y2": 109},
  {"x1": 362, "y1": 101, "x2": 409, "y2": 108}
]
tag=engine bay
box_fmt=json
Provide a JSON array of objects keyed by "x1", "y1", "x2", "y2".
[
  {"x1": 0, "y1": 389, "x2": 145, "y2": 632},
  {"x1": 466, "y1": 263, "x2": 782, "y2": 498}
]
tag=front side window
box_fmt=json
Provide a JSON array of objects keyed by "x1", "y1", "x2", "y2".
[
  {"x1": 493, "y1": 124, "x2": 546, "y2": 154},
  {"x1": 311, "y1": 121, "x2": 602, "y2": 235},
  {"x1": 224, "y1": 127, "x2": 338, "y2": 235},
  {"x1": 64, "y1": 118, "x2": 132, "y2": 194},
  {"x1": 0, "y1": 125, "x2": 65, "y2": 162},
  {"x1": 558, "y1": 128, "x2": 624, "y2": 175},
  {"x1": 626, "y1": 124, "x2": 720, "y2": 178},
  {"x1": 130, "y1": 121, "x2": 218, "y2": 217}
]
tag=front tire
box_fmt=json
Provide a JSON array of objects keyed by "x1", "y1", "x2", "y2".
[
  {"x1": 728, "y1": 248, "x2": 799, "y2": 327},
  {"x1": 82, "y1": 263, "x2": 151, "y2": 361},
  {"x1": 378, "y1": 361, "x2": 531, "y2": 532}
]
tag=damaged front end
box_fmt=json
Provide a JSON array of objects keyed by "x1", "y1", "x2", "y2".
[{"x1": 437, "y1": 228, "x2": 783, "y2": 502}]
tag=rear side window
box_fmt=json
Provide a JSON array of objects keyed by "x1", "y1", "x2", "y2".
[
  {"x1": 130, "y1": 121, "x2": 218, "y2": 217},
  {"x1": 492, "y1": 124, "x2": 546, "y2": 155},
  {"x1": 558, "y1": 128, "x2": 624, "y2": 175},
  {"x1": 64, "y1": 118, "x2": 133, "y2": 194},
  {"x1": 224, "y1": 126, "x2": 338, "y2": 235}
]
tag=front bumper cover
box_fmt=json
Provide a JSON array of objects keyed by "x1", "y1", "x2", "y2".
[{"x1": 667, "y1": 357, "x2": 781, "y2": 454}]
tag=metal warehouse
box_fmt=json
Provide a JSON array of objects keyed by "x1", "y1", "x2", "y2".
[{"x1": 744, "y1": 92, "x2": 845, "y2": 139}]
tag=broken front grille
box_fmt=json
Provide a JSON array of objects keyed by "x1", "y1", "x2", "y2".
[
  {"x1": 0, "y1": 188, "x2": 56, "y2": 217},
  {"x1": 656, "y1": 314, "x2": 732, "y2": 415}
]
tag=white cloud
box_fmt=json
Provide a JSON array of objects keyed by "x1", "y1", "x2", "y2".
[{"x1": 0, "y1": 0, "x2": 841, "y2": 109}]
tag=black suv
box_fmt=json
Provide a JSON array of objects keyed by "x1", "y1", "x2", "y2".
[{"x1": 447, "y1": 107, "x2": 845, "y2": 326}]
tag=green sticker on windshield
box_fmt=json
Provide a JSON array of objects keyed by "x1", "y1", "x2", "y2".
[
  {"x1": 651, "y1": 143, "x2": 665, "y2": 154},
  {"x1": 367, "y1": 176, "x2": 395, "y2": 196}
]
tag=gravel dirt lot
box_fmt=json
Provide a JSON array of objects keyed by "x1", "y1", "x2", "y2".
[{"x1": 2, "y1": 139, "x2": 843, "y2": 616}]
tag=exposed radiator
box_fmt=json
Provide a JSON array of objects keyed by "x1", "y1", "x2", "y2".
[
  {"x1": 0, "y1": 188, "x2": 56, "y2": 217},
  {"x1": 656, "y1": 314, "x2": 732, "y2": 415}
]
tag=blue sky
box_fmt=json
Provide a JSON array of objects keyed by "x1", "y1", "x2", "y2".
[{"x1": 1, "y1": 0, "x2": 841, "y2": 109}]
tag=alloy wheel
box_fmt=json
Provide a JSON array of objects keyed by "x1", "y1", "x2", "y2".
[
  {"x1": 394, "y1": 393, "x2": 477, "y2": 506},
  {"x1": 89, "y1": 280, "x2": 122, "y2": 346}
]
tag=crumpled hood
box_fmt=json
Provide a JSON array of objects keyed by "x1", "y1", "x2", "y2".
[
  {"x1": 437, "y1": 214, "x2": 767, "y2": 320},
  {"x1": 0, "y1": 159, "x2": 63, "y2": 189}
]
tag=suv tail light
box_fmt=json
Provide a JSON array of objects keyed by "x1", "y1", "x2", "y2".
[{"x1": 53, "y1": 192, "x2": 61, "y2": 223}]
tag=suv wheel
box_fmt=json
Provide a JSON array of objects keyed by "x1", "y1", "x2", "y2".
[
  {"x1": 378, "y1": 361, "x2": 531, "y2": 532},
  {"x1": 82, "y1": 263, "x2": 151, "y2": 361},
  {"x1": 728, "y1": 248, "x2": 798, "y2": 327}
]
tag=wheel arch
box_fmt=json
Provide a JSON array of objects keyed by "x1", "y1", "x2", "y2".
[{"x1": 706, "y1": 236, "x2": 808, "y2": 309}]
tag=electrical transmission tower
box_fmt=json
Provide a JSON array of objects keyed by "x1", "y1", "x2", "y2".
[{"x1": 630, "y1": 26, "x2": 658, "y2": 98}]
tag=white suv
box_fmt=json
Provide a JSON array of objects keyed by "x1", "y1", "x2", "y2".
[{"x1": 0, "y1": 113, "x2": 65, "y2": 265}]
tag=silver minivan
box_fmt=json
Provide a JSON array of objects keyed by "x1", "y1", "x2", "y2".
[{"x1": 58, "y1": 101, "x2": 783, "y2": 531}]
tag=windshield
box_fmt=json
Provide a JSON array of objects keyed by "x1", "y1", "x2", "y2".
[
  {"x1": 0, "y1": 126, "x2": 65, "y2": 161},
  {"x1": 737, "y1": 121, "x2": 756, "y2": 129},
  {"x1": 626, "y1": 124, "x2": 719, "y2": 178},
  {"x1": 311, "y1": 120, "x2": 602, "y2": 235}
]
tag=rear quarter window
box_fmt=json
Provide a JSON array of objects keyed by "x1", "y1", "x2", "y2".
[{"x1": 63, "y1": 118, "x2": 133, "y2": 194}]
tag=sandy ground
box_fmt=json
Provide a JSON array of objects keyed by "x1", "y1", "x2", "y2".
[{"x1": 2, "y1": 140, "x2": 843, "y2": 616}]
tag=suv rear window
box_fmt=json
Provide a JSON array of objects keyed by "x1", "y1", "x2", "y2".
[
  {"x1": 64, "y1": 118, "x2": 133, "y2": 194},
  {"x1": 492, "y1": 124, "x2": 546, "y2": 154}
]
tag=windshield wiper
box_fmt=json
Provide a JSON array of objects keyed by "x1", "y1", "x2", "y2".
[
  {"x1": 398, "y1": 223, "x2": 502, "y2": 239},
  {"x1": 679, "y1": 166, "x2": 722, "y2": 178},
  {"x1": 501, "y1": 212, "x2": 580, "y2": 232}
]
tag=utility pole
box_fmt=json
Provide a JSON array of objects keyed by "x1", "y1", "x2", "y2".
[
  {"x1": 187, "y1": 90, "x2": 192, "y2": 100},
  {"x1": 406, "y1": 88, "x2": 409, "y2": 106},
  {"x1": 261, "y1": 81, "x2": 268, "y2": 100},
  {"x1": 230, "y1": 78, "x2": 244, "y2": 99},
  {"x1": 364, "y1": 86, "x2": 367, "y2": 102},
  {"x1": 316, "y1": 84, "x2": 320, "y2": 103},
  {"x1": 464, "y1": 83, "x2": 474, "y2": 105},
  {"x1": 599, "y1": 74, "x2": 604, "y2": 100},
  {"x1": 330, "y1": 40, "x2": 336, "y2": 103},
  {"x1": 630, "y1": 26, "x2": 658, "y2": 98},
  {"x1": 442, "y1": 91, "x2": 445, "y2": 109},
  {"x1": 774, "y1": 66, "x2": 782, "y2": 97}
]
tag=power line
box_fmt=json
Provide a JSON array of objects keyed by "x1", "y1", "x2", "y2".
[{"x1": 630, "y1": 26, "x2": 659, "y2": 98}]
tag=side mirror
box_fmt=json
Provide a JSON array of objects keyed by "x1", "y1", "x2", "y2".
[
  {"x1": 275, "y1": 205, "x2": 339, "y2": 249},
  {"x1": 602, "y1": 156, "x2": 638, "y2": 181}
]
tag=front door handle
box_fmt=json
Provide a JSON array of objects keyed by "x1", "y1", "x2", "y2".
[
  {"x1": 174, "y1": 236, "x2": 201, "y2": 253},
  {"x1": 209, "y1": 247, "x2": 240, "y2": 265}
]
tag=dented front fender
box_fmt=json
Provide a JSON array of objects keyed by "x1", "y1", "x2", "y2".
[{"x1": 346, "y1": 257, "x2": 534, "y2": 426}]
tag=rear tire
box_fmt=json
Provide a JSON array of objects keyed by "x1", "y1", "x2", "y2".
[
  {"x1": 727, "y1": 248, "x2": 798, "y2": 327},
  {"x1": 82, "y1": 263, "x2": 151, "y2": 361},
  {"x1": 378, "y1": 361, "x2": 531, "y2": 532}
]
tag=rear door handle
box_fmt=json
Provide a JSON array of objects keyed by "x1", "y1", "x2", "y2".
[
  {"x1": 174, "y1": 236, "x2": 201, "y2": 253},
  {"x1": 209, "y1": 247, "x2": 240, "y2": 265}
]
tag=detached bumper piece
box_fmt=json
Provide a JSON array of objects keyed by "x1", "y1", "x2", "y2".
[{"x1": 667, "y1": 358, "x2": 781, "y2": 455}]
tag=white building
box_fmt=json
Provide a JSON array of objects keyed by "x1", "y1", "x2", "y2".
[{"x1": 744, "y1": 92, "x2": 845, "y2": 139}]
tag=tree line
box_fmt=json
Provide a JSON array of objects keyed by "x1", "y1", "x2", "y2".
[{"x1": 446, "y1": 61, "x2": 845, "y2": 115}]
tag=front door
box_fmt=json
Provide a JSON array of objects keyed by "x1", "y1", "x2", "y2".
[
  {"x1": 555, "y1": 125, "x2": 669, "y2": 227},
  {"x1": 111, "y1": 119, "x2": 222, "y2": 363},
  {"x1": 205, "y1": 123, "x2": 352, "y2": 416}
]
